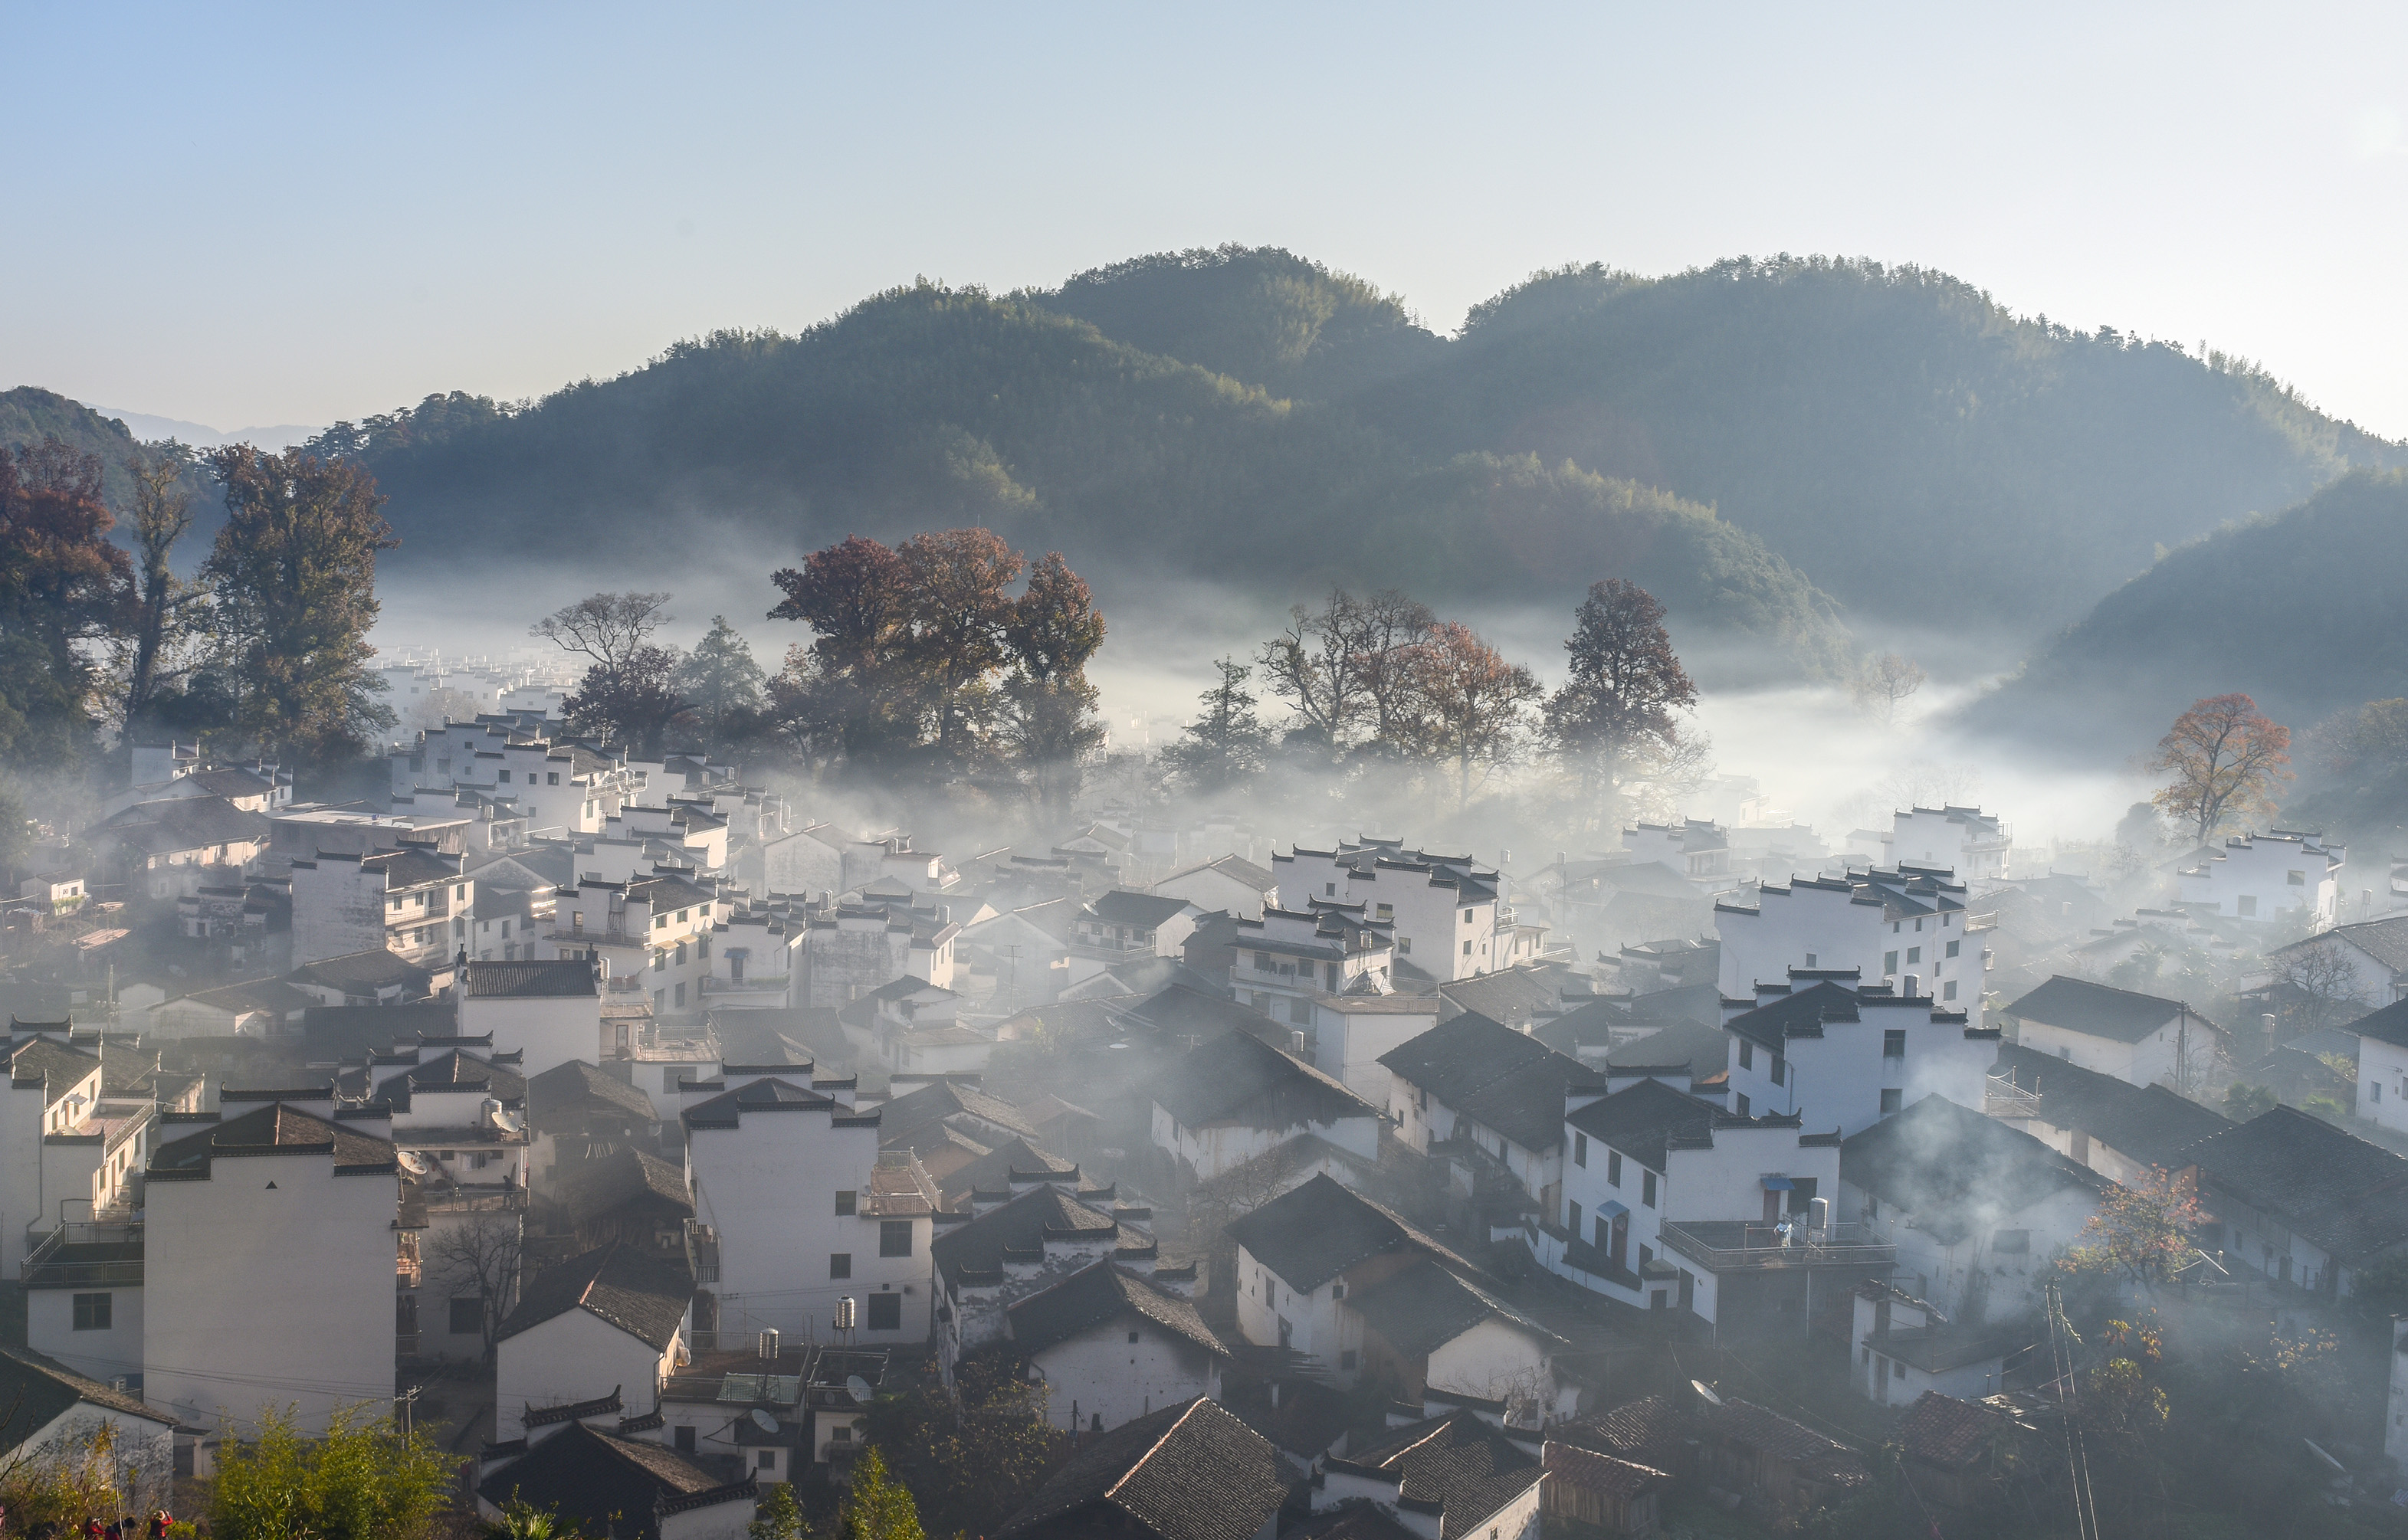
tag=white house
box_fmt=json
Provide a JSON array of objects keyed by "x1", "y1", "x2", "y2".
[
  {"x1": 1888, "y1": 807, "x2": 2011, "y2": 886},
  {"x1": 460, "y1": 958, "x2": 603, "y2": 1080},
  {"x1": 2184, "y1": 1106, "x2": 2408, "y2": 1296},
  {"x1": 2177, "y1": 830, "x2": 2345, "y2": 924},
  {"x1": 1998, "y1": 975, "x2": 2218, "y2": 1091},
  {"x1": 1310, "y1": 992, "x2": 1442, "y2": 1109},
  {"x1": 1150, "y1": 854, "x2": 1280, "y2": 920},
  {"x1": 392, "y1": 721, "x2": 644, "y2": 837},
  {"x1": 1717, "y1": 867, "x2": 1985, "y2": 1026},
  {"x1": 474, "y1": 1418, "x2": 755, "y2": 1540},
  {"x1": 737, "y1": 820, "x2": 848, "y2": 899},
  {"x1": 289, "y1": 847, "x2": 471, "y2": 969},
  {"x1": 2266, "y1": 916, "x2": 2408, "y2": 1014},
  {"x1": 681, "y1": 1074, "x2": 939, "y2": 1345},
  {"x1": 0, "y1": 1345, "x2": 176, "y2": 1514},
  {"x1": 1006, "y1": 1259, "x2": 1227, "y2": 1434},
  {"x1": 1840, "y1": 1095, "x2": 2111, "y2": 1323},
  {"x1": 494, "y1": 1243, "x2": 693, "y2": 1440},
  {"x1": 1721, "y1": 974, "x2": 1996, "y2": 1134},
  {"x1": 2354, "y1": 998, "x2": 2408, "y2": 1132},
  {"x1": 1147, "y1": 1030, "x2": 1380, "y2": 1184},
  {"x1": 1229, "y1": 903, "x2": 1397, "y2": 1030},
  {"x1": 143, "y1": 1101, "x2": 403, "y2": 1435},
  {"x1": 1543, "y1": 1076, "x2": 1858, "y2": 1334},
  {"x1": 1274, "y1": 839, "x2": 1520, "y2": 983},
  {"x1": 993, "y1": 1397, "x2": 1292, "y2": 1540},
  {"x1": 1988, "y1": 1043, "x2": 2233, "y2": 1186},
  {"x1": 930, "y1": 1181, "x2": 1155, "y2": 1380},
  {"x1": 1313, "y1": 1407, "x2": 1545, "y2": 1540},
  {"x1": 0, "y1": 1037, "x2": 107, "y2": 1274},
  {"x1": 1380, "y1": 1011, "x2": 1597, "y2": 1216},
  {"x1": 1623, "y1": 818, "x2": 1733, "y2": 890},
  {"x1": 1851, "y1": 1282, "x2": 2035, "y2": 1407}
]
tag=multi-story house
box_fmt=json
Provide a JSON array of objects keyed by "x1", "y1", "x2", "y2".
[
  {"x1": 682, "y1": 1070, "x2": 939, "y2": 1345},
  {"x1": 460, "y1": 958, "x2": 604, "y2": 1081},
  {"x1": 1, "y1": 1036, "x2": 107, "y2": 1274},
  {"x1": 2178, "y1": 829, "x2": 2346, "y2": 924},
  {"x1": 1623, "y1": 819, "x2": 1734, "y2": 890},
  {"x1": 289, "y1": 846, "x2": 473, "y2": 969},
  {"x1": 390, "y1": 721, "x2": 645, "y2": 836},
  {"x1": 1888, "y1": 807, "x2": 2011, "y2": 886},
  {"x1": 1275, "y1": 839, "x2": 1527, "y2": 983},
  {"x1": 1721, "y1": 972, "x2": 1996, "y2": 1134},
  {"x1": 546, "y1": 873, "x2": 730, "y2": 1020},
  {"x1": 1232, "y1": 903, "x2": 1396, "y2": 1031},
  {"x1": 1717, "y1": 865, "x2": 1985, "y2": 1025}
]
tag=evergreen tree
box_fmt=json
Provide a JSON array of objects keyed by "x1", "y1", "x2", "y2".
[
  {"x1": 1544, "y1": 578, "x2": 1697, "y2": 827},
  {"x1": 201, "y1": 445, "x2": 396, "y2": 768},
  {"x1": 1161, "y1": 657, "x2": 1268, "y2": 795},
  {"x1": 1001, "y1": 552, "x2": 1107, "y2": 826},
  {"x1": 0, "y1": 437, "x2": 133, "y2": 768},
  {"x1": 673, "y1": 614, "x2": 766, "y2": 754}
]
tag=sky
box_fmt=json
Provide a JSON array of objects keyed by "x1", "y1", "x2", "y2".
[{"x1": 6, "y1": 2, "x2": 2406, "y2": 438}]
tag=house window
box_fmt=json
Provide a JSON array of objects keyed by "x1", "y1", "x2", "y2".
[
  {"x1": 498, "y1": 770, "x2": 510, "y2": 782},
  {"x1": 72, "y1": 1293, "x2": 110, "y2": 1331},
  {"x1": 835, "y1": 1191, "x2": 856, "y2": 1216},
  {"x1": 1340, "y1": 1349, "x2": 1358, "y2": 1371},
  {"x1": 548, "y1": 772, "x2": 560, "y2": 786},
  {"x1": 879, "y1": 1221, "x2": 914, "y2": 1257},
  {"x1": 449, "y1": 1297, "x2": 482, "y2": 1335},
  {"x1": 831, "y1": 1254, "x2": 851, "y2": 1279},
  {"x1": 1331, "y1": 1282, "x2": 1344, "y2": 1300},
  {"x1": 674, "y1": 982, "x2": 686, "y2": 1008},
  {"x1": 756, "y1": 1450, "x2": 776, "y2": 1470},
  {"x1": 1398, "y1": 937, "x2": 1412, "y2": 955},
  {"x1": 1770, "y1": 1056, "x2": 1786, "y2": 1087},
  {"x1": 2288, "y1": 870, "x2": 2305, "y2": 886},
  {"x1": 1574, "y1": 1132, "x2": 1587, "y2": 1168},
  {"x1": 654, "y1": 952, "x2": 666, "y2": 972},
  {"x1": 1608, "y1": 1152, "x2": 1622, "y2": 1188},
  {"x1": 1892, "y1": 1358, "x2": 1904, "y2": 1379},
  {"x1": 1884, "y1": 950, "x2": 1898, "y2": 975},
  {"x1": 1462, "y1": 940, "x2": 1472, "y2": 956},
  {"x1": 674, "y1": 1425, "x2": 697, "y2": 1453},
  {"x1": 1325, "y1": 883, "x2": 1337, "y2": 896},
  {"x1": 1945, "y1": 940, "x2": 1960, "y2": 958},
  {"x1": 1642, "y1": 1171, "x2": 1657, "y2": 1208},
  {"x1": 1906, "y1": 947, "x2": 1921, "y2": 965},
  {"x1": 1738, "y1": 1040, "x2": 1754, "y2": 1070},
  {"x1": 1805, "y1": 953, "x2": 1818, "y2": 968},
  {"x1": 1569, "y1": 1200, "x2": 1583, "y2": 1237},
  {"x1": 1735, "y1": 1093, "x2": 1750, "y2": 1116},
  {"x1": 1883, "y1": 1030, "x2": 1906, "y2": 1059},
  {"x1": 1943, "y1": 981, "x2": 1958, "y2": 1001},
  {"x1": 866, "y1": 1293, "x2": 902, "y2": 1331},
  {"x1": 1881, "y1": 1089, "x2": 1903, "y2": 1115}
]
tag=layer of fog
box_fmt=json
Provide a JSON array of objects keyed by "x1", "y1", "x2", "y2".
[{"x1": 372, "y1": 557, "x2": 2148, "y2": 863}]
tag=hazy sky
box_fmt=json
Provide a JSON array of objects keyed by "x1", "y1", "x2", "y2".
[{"x1": 8, "y1": 2, "x2": 2405, "y2": 437}]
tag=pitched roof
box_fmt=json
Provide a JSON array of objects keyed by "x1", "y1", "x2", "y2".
[
  {"x1": 1088, "y1": 890, "x2": 1202, "y2": 927},
  {"x1": 101, "y1": 795, "x2": 267, "y2": 854},
  {"x1": 0, "y1": 1343, "x2": 176, "y2": 1432},
  {"x1": 930, "y1": 1183, "x2": 1139, "y2": 1289},
  {"x1": 1378, "y1": 1011, "x2": 1557, "y2": 1102},
  {"x1": 1563, "y1": 1077, "x2": 1737, "y2": 1171},
  {"x1": 1336, "y1": 1410, "x2": 1545, "y2": 1538},
  {"x1": 527, "y1": 1060, "x2": 658, "y2": 1128},
  {"x1": 1990, "y1": 1043, "x2": 2229, "y2": 1168},
  {"x1": 2003, "y1": 975, "x2": 2188, "y2": 1042},
  {"x1": 1893, "y1": 1390, "x2": 2016, "y2": 1470},
  {"x1": 1224, "y1": 1174, "x2": 1475, "y2": 1293},
  {"x1": 1148, "y1": 1030, "x2": 1376, "y2": 1131},
  {"x1": 1446, "y1": 1044, "x2": 1599, "y2": 1154},
  {"x1": 877, "y1": 1078, "x2": 1038, "y2": 1145},
  {"x1": 1553, "y1": 1397, "x2": 1690, "y2": 1473},
  {"x1": 466, "y1": 958, "x2": 598, "y2": 998},
  {"x1": 1840, "y1": 1095, "x2": 2110, "y2": 1244},
  {"x1": 9, "y1": 1037, "x2": 99, "y2": 1101},
  {"x1": 1007, "y1": 1260, "x2": 1228, "y2": 1360},
  {"x1": 496, "y1": 1243, "x2": 693, "y2": 1352},
  {"x1": 1163, "y1": 854, "x2": 1278, "y2": 891},
  {"x1": 553, "y1": 1147, "x2": 694, "y2": 1227},
  {"x1": 1124, "y1": 980, "x2": 1284, "y2": 1044},
  {"x1": 1589, "y1": 1018, "x2": 1734, "y2": 1078},
  {"x1": 476, "y1": 1422, "x2": 750, "y2": 1540},
  {"x1": 2183, "y1": 1106, "x2": 2408, "y2": 1263},
  {"x1": 150, "y1": 1101, "x2": 397, "y2": 1177},
  {"x1": 2346, "y1": 991, "x2": 2408, "y2": 1052},
  {"x1": 1436, "y1": 965, "x2": 1578, "y2": 1026},
  {"x1": 374, "y1": 1048, "x2": 526, "y2": 1112},
  {"x1": 996, "y1": 1397, "x2": 1291, "y2": 1540},
  {"x1": 301, "y1": 1002, "x2": 460, "y2": 1062},
  {"x1": 1697, "y1": 1398, "x2": 1868, "y2": 1486},
  {"x1": 2305, "y1": 916, "x2": 2408, "y2": 977},
  {"x1": 1542, "y1": 1441, "x2": 1672, "y2": 1502},
  {"x1": 1347, "y1": 1258, "x2": 1562, "y2": 1360}
]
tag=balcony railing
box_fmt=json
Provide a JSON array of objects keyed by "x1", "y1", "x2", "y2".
[
  {"x1": 1985, "y1": 1073, "x2": 2041, "y2": 1119},
  {"x1": 1656, "y1": 1219, "x2": 1895, "y2": 1272}
]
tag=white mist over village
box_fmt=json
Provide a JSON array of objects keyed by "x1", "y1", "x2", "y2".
[{"x1": 11, "y1": 9, "x2": 2408, "y2": 1540}]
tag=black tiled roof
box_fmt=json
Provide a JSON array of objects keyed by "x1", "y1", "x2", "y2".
[
  {"x1": 374, "y1": 1048, "x2": 526, "y2": 1112},
  {"x1": 1148, "y1": 1030, "x2": 1374, "y2": 1131},
  {"x1": 496, "y1": 1243, "x2": 694, "y2": 1352},
  {"x1": 1991, "y1": 1043, "x2": 2229, "y2": 1168},
  {"x1": 1893, "y1": 1390, "x2": 2016, "y2": 1470},
  {"x1": 9, "y1": 1037, "x2": 99, "y2": 1100},
  {"x1": 1223, "y1": 1174, "x2": 1475, "y2": 1293},
  {"x1": 1335, "y1": 1410, "x2": 1544, "y2": 1538},
  {"x1": 1563, "y1": 1078, "x2": 1734, "y2": 1171},
  {"x1": 1006, "y1": 1260, "x2": 1227, "y2": 1359},
  {"x1": 1445, "y1": 1044, "x2": 1599, "y2": 1154},
  {"x1": 996, "y1": 1397, "x2": 1291, "y2": 1540},
  {"x1": 1378, "y1": 1011, "x2": 1556, "y2": 1103},
  {"x1": 2349, "y1": 991, "x2": 2408, "y2": 1052},
  {"x1": 476, "y1": 1422, "x2": 750, "y2": 1540},
  {"x1": 1346, "y1": 1258, "x2": 1560, "y2": 1359},
  {"x1": 553, "y1": 1147, "x2": 694, "y2": 1227},
  {"x1": 0, "y1": 1344, "x2": 174, "y2": 1432},
  {"x1": 877, "y1": 1078, "x2": 1037, "y2": 1145},
  {"x1": 289, "y1": 948, "x2": 434, "y2": 992},
  {"x1": 1088, "y1": 890, "x2": 1201, "y2": 927},
  {"x1": 301, "y1": 1002, "x2": 460, "y2": 1062},
  {"x1": 151, "y1": 1101, "x2": 397, "y2": 1177},
  {"x1": 931, "y1": 1184, "x2": 1136, "y2": 1289},
  {"x1": 2003, "y1": 976, "x2": 2187, "y2": 1043},
  {"x1": 2184, "y1": 1106, "x2": 2408, "y2": 1264},
  {"x1": 527, "y1": 1060, "x2": 658, "y2": 1129},
  {"x1": 466, "y1": 958, "x2": 598, "y2": 998},
  {"x1": 1841, "y1": 1095, "x2": 2110, "y2": 1245}
]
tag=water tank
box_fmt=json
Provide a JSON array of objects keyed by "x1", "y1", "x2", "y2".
[
  {"x1": 759, "y1": 1328, "x2": 780, "y2": 1360},
  {"x1": 1809, "y1": 1196, "x2": 1830, "y2": 1234},
  {"x1": 832, "y1": 1296, "x2": 856, "y2": 1332}
]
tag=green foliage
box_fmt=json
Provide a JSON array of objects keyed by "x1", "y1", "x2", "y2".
[
  {"x1": 1160, "y1": 657, "x2": 1268, "y2": 796},
  {"x1": 2224, "y1": 1082, "x2": 2278, "y2": 1120},
  {"x1": 674, "y1": 615, "x2": 766, "y2": 752},
  {"x1": 0, "y1": 1418, "x2": 143, "y2": 1535},
  {"x1": 746, "y1": 1482, "x2": 804, "y2": 1540},
  {"x1": 209, "y1": 1404, "x2": 453, "y2": 1540},
  {"x1": 1970, "y1": 469, "x2": 2408, "y2": 755},
  {"x1": 481, "y1": 1498, "x2": 584, "y2": 1540},
  {"x1": 858, "y1": 1355, "x2": 1059, "y2": 1539},
  {"x1": 835, "y1": 1446, "x2": 923, "y2": 1540}
]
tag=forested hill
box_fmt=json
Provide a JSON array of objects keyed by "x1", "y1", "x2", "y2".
[
  {"x1": 1960, "y1": 470, "x2": 2408, "y2": 755},
  {"x1": 303, "y1": 280, "x2": 1854, "y2": 681},
  {"x1": 0, "y1": 388, "x2": 216, "y2": 513}
]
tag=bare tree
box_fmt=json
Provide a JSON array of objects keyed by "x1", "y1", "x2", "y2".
[
  {"x1": 1852, "y1": 652, "x2": 1927, "y2": 727},
  {"x1": 532, "y1": 591, "x2": 674, "y2": 671},
  {"x1": 1258, "y1": 588, "x2": 1375, "y2": 748},
  {"x1": 1352, "y1": 588, "x2": 1436, "y2": 748},
  {"x1": 424, "y1": 1208, "x2": 524, "y2": 1360},
  {"x1": 2273, "y1": 941, "x2": 2361, "y2": 1033}
]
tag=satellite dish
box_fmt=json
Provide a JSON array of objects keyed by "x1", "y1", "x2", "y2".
[
  {"x1": 749, "y1": 1409, "x2": 779, "y2": 1434},
  {"x1": 1690, "y1": 1379, "x2": 1723, "y2": 1406},
  {"x1": 845, "y1": 1375, "x2": 872, "y2": 1405}
]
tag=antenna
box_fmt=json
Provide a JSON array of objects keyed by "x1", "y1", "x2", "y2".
[
  {"x1": 845, "y1": 1375, "x2": 872, "y2": 1405},
  {"x1": 1690, "y1": 1379, "x2": 1723, "y2": 1406},
  {"x1": 749, "y1": 1408, "x2": 778, "y2": 1434}
]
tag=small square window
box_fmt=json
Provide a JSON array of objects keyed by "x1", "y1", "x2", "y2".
[
  {"x1": 830, "y1": 1253, "x2": 851, "y2": 1279},
  {"x1": 756, "y1": 1450, "x2": 776, "y2": 1470},
  {"x1": 835, "y1": 1191, "x2": 856, "y2": 1216},
  {"x1": 72, "y1": 1293, "x2": 110, "y2": 1331},
  {"x1": 1127, "y1": 1330, "x2": 1140, "y2": 1343},
  {"x1": 1883, "y1": 1029, "x2": 1906, "y2": 1058},
  {"x1": 1943, "y1": 981, "x2": 1958, "y2": 1001},
  {"x1": 547, "y1": 772, "x2": 560, "y2": 786},
  {"x1": 866, "y1": 1293, "x2": 902, "y2": 1331},
  {"x1": 674, "y1": 1424, "x2": 697, "y2": 1453},
  {"x1": 1880, "y1": 1088, "x2": 1904, "y2": 1115},
  {"x1": 879, "y1": 1221, "x2": 914, "y2": 1257},
  {"x1": 1945, "y1": 939, "x2": 1960, "y2": 958},
  {"x1": 1340, "y1": 1349, "x2": 1359, "y2": 1371},
  {"x1": 1884, "y1": 950, "x2": 1899, "y2": 975},
  {"x1": 831, "y1": 1426, "x2": 852, "y2": 1443},
  {"x1": 1906, "y1": 946, "x2": 1921, "y2": 965}
]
